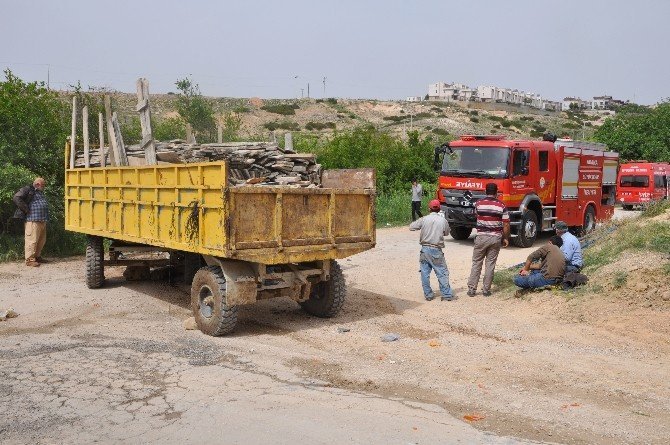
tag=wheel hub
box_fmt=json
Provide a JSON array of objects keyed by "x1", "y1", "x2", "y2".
[
  {"x1": 199, "y1": 286, "x2": 214, "y2": 318},
  {"x1": 524, "y1": 220, "x2": 537, "y2": 238}
]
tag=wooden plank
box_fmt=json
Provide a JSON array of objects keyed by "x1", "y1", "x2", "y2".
[
  {"x1": 98, "y1": 113, "x2": 106, "y2": 167},
  {"x1": 136, "y1": 78, "x2": 157, "y2": 165},
  {"x1": 185, "y1": 123, "x2": 195, "y2": 144},
  {"x1": 111, "y1": 112, "x2": 128, "y2": 166},
  {"x1": 70, "y1": 96, "x2": 77, "y2": 169},
  {"x1": 104, "y1": 95, "x2": 119, "y2": 166},
  {"x1": 82, "y1": 105, "x2": 90, "y2": 168}
]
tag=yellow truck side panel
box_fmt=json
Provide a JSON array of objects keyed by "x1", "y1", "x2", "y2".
[{"x1": 65, "y1": 159, "x2": 375, "y2": 264}]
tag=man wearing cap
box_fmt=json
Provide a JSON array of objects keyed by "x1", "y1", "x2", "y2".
[
  {"x1": 409, "y1": 199, "x2": 454, "y2": 301},
  {"x1": 555, "y1": 220, "x2": 583, "y2": 273},
  {"x1": 467, "y1": 183, "x2": 510, "y2": 297},
  {"x1": 13, "y1": 177, "x2": 49, "y2": 267}
]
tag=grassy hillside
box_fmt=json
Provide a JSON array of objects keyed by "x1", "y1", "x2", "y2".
[{"x1": 62, "y1": 92, "x2": 607, "y2": 143}]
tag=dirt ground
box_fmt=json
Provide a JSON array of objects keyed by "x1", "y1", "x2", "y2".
[{"x1": 1, "y1": 209, "x2": 669, "y2": 444}]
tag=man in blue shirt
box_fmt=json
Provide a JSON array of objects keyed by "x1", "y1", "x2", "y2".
[{"x1": 555, "y1": 220, "x2": 583, "y2": 273}]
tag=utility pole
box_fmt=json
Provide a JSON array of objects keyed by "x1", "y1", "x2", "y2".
[
  {"x1": 301, "y1": 88, "x2": 304, "y2": 98},
  {"x1": 47, "y1": 64, "x2": 50, "y2": 90},
  {"x1": 307, "y1": 83, "x2": 310, "y2": 98},
  {"x1": 323, "y1": 77, "x2": 326, "y2": 98}
]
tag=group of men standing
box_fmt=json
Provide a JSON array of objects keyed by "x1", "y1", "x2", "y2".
[{"x1": 410, "y1": 181, "x2": 583, "y2": 300}]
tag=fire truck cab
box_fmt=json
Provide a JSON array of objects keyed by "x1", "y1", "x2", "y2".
[
  {"x1": 616, "y1": 161, "x2": 670, "y2": 209},
  {"x1": 435, "y1": 135, "x2": 619, "y2": 247}
]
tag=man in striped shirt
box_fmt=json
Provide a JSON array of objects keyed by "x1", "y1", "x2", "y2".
[{"x1": 467, "y1": 183, "x2": 510, "y2": 297}]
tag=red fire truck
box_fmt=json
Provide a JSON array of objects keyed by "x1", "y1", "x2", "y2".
[
  {"x1": 434, "y1": 135, "x2": 619, "y2": 247},
  {"x1": 616, "y1": 161, "x2": 670, "y2": 209}
]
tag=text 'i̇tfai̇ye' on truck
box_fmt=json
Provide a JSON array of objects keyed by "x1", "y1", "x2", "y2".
[{"x1": 433, "y1": 134, "x2": 619, "y2": 247}]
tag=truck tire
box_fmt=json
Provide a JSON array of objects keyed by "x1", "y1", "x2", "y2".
[
  {"x1": 580, "y1": 205, "x2": 596, "y2": 236},
  {"x1": 450, "y1": 226, "x2": 473, "y2": 240},
  {"x1": 513, "y1": 210, "x2": 538, "y2": 248},
  {"x1": 191, "y1": 266, "x2": 238, "y2": 336},
  {"x1": 622, "y1": 204, "x2": 633, "y2": 211},
  {"x1": 85, "y1": 235, "x2": 105, "y2": 289},
  {"x1": 300, "y1": 260, "x2": 345, "y2": 318}
]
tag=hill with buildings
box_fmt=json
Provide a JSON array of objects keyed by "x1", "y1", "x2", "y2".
[{"x1": 91, "y1": 92, "x2": 611, "y2": 145}]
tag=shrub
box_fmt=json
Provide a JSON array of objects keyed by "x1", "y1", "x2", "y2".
[
  {"x1": 233, "y1": 106, "x2": 250, "y2": 113},
  {"x1": 432, "y1": 128, "x2": 449, "y2": 136},
  {"x1": 470, "y1": 117, "x2": 480, "y2": 123},
  {"x1": 261, "y1": 103, "x2": 299, "y2": 115},
  {"x1": 154, "y1": 116, "x2": 187, "y2": 141},
  {"x1": 305, "y1": 121, "x2": 336, "y2": 131},
  {"x1": 469, "y1": 110, "x2": 479, "y2": 116},
  {"x1": 382, "y1": 115, "x2": 407, "y2": 123},
  {"x1": 326, "y1": 98, "x2": 338, "y2": 105},
  {"x1": 415, "y1": 112, "x2": 432, "y2": 119},
  {"x1": 264, "y1": 121, "x2": 300, "y2": 131}
]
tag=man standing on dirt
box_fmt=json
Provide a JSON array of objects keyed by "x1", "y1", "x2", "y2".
[
  {"x1": 13, "y1": 177, "x2": 49, "y2": 267},
  {"x1": 467, "y1": 183, "x2": 510, "y2": 297},
  {"x1": 513, "y1": 235, "x2": 565, "y2": 293},
  {"x1": 411, "y1": 178, "x2": 424, "y2": 222},
  {"x1": 409, "y1": 199, "x2": 454, "y2": 301},
  {"x1": 555, "y1": 220, "x2": 583, "y2": 273}
]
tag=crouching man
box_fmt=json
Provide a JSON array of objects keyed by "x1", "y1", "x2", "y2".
[
  {"x1": 409, "y1": 199, "x2": 454, "y2": 301},
  {"x1": 513, "y1": 235, "x2": 565, "y2": 293}
]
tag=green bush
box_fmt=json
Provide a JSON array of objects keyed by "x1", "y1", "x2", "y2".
[
  {"x1": 0, "y1": 164, "x2": 36, "y2": 232},
  {"x1": 415, "y1": 112, "x2": 433, "y2": 119},
  {"x1": 470, "y1": 117, "x2": 480, "y2": 123},
  {"x1": 293, "y1": 127, "x2": 436, "y2": 194},
  {"x1": 326, "y1": 98, "x2": 338, "y2": 105},
  {"x1": 264, "y1": 121, "x2": 300, "y2": 131},
  {"x1": 382, "y1": 115, "x2": 407, "y2": 123},
  {"x1": 469, "y1": 110, "x2": 479, "y2": 116},
  {"x1": 305, "y1": 121, "x2": 336, "y2": 131},
  {"x1": 432, "y1": 128, "x2": 449, "y2": 136},
  {"x1": 261, "y1": 103, "x2": 299, "y2": 115},
  {"x1": 154, "y1": 116, "x2": 187, "y2": 141},
  {"x1": 233, "y1": 106, "x2": 250, "y2": 113}
]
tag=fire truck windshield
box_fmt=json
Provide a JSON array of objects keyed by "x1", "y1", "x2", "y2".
[{"x1": 441, "y1": 146, "x2": 510, "y2": 178}]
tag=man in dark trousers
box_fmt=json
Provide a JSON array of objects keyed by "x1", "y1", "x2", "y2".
[
  {"x1": 513, "y1": 235, "x2": 565, "y2": 294},
  {"x1": 411, "y1": 178, "x2": 423, "y2": 221},
  {"x1": 13, "y1": 177, "x2": 49, "y2": 267},
  {"x1": 467, "y1": 183, "x2": 510, "y2": 297},
  {"x1": 409, "y1": 199, "x2": 454, "y2": 301}
]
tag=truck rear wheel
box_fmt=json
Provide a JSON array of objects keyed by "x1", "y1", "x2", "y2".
[
  {"x1": 450, "y1": 226, "x2": 473, "y2": 240},
  {"x1": 579, "y1": 205, "x2": 596, "y2": 236},
  {"x1": 85, "y1": 235, "x2": 105, "y2": 289},
  {"x1": 622, "y1": 204, "x2": 633, "y2": 211},
  {"x1": 191, "y1": 266, "x2": 238, "y2": 336},
  {"x1": 513, "y1": 210, "x2": 538, "y2": 248},
  {"x1": 300, "y1": 260, "x2": 345, "y2": 318}
]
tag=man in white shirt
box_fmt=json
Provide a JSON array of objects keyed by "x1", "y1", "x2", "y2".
[{"x1": 409, "y1": 199, "x2": 454, "y2": 301}]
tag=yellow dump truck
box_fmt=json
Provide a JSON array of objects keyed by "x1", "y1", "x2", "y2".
[{"x1": 64, "y1": 143, "x2": 376, "y2": 335}]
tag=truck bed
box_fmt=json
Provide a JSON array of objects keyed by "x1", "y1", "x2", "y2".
[{"x1": 65, "y1": 162, "x2": 376, "y2": 264}]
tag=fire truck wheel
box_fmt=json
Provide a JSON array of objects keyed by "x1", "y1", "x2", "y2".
[
  {"x1": 191, "y1": 266, "x2": 238, "y2": 336},
  {"x1": 513, "y1": 210, "x2": 538, "y2": 248},
  {"x1": 622, "y1": 204, "x2": 633, "y2": 211},
  {"x1": 450, "y1": 226, "x2": 473, "y2": 240},
  {"x1": 580, "y1": 206, "x2": 596, "y2": 235}
]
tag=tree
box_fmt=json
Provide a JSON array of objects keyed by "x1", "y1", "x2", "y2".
[
  {"x1": 221, "y1": 112, "x2": 242, "y2": 141},
  {"x1": 594, "y1": 102, "x2": 670, "y2": 161},
  {"x1": 175, "y1": 77, "x2": 216, "y2": 142},
  {"x1": 0, "y1": 69, "x2": 68, "y2": 184}
]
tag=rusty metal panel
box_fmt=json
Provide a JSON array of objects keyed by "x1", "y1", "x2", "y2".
[{"x1": 321, "y1": 168, "x2": 375, "y2": 189}]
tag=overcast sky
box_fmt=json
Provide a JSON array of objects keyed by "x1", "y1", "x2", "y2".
[{"x1": 1, "y1": 0, "x2": 668, "y2": 104}]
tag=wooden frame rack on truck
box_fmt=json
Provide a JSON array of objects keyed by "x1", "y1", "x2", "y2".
[{"x1": 433, "y1": 134, "x2": 619, "y2": 247}]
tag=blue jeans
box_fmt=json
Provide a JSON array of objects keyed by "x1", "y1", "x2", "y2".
[
  {"x1": 566, "y1": 263, "x2": 582, "y2": 273},
  {"x1": 419, "y1": 246, "x2": 453, "y2": 299},
  {"x1": 513, "y1": 270, "x2": 558, "y2": 289}
]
